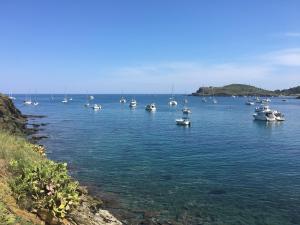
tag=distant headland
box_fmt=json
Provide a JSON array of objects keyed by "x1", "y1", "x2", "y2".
[{"x1": 191, "y1": 84, "x2": 300, "y2": 97}]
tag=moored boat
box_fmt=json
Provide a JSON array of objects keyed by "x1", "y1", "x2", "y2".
[
  {"x1": 145, "y1": 103, "x2": 156, "y2": 112},
  {"x1": 129, "y1": 98, "x2": 137, "y2": 108},
  {"x1": 176, "y1": 117, "x2": 191, "y2": 126}
]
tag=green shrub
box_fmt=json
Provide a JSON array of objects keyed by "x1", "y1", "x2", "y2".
[
  {"x1": 0, "y1": 201, "x2": 16, "y2": 225},
  {"x1": 10, "y1": 159, "x2": 80, "y2": 219}
]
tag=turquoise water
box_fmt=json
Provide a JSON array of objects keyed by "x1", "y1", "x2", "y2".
[{"x1": 15, "y1": 95, "x2": 300, "y2": 224}]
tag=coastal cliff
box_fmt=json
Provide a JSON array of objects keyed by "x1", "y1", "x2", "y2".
[{"x1": 0, "y1": 94, "x2": 122, "y2": 225}]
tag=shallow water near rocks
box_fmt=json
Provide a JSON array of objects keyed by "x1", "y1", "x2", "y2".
[{"x1": 16, "y1": 94, "x2": 300, "y2": 224}]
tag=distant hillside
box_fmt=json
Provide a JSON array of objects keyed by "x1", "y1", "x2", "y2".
[
  {"x1": 192, "y1": 84, "x2": 275, "y2": 96},
  {"x1": 275, "y1": 86, "x2": 300, "y2": 96}
]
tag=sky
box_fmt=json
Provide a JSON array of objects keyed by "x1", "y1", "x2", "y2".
[{"x1": 0, "y1": 0, "x2": 300, "y2": 94}]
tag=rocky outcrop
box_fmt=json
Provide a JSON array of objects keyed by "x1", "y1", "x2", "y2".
[{"x1": 0, "y1": 94, "x2": 27, "y2": 134}]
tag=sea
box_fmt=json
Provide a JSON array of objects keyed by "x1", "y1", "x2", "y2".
[{"x1": 13, "y1": 94, "x2": 300, "y2": 225}]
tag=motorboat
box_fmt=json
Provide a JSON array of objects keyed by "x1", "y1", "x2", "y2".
[
  {"x1": 176, "y1": 117, "x2": 191, "y2": 126},
  {"x1": 89, "y1": 95, "x2": 94, "y2": 100},
  {"x1": 253, "y1": 105, "x2": 285, "y2": 121},
  {"x1": 273, "y1": 111, "x2": 285, "y2": 121},
  {"x1": 253, "y1": 111, "x2": 276, "y2": 121},
  {"x1": 232, "y1": 95, "x2": 236, "y2": 98},
  {"x1": 182, "y1": 107, "x2": 192, "y2": 114},
  {"x1": 145, "y1": 103, "x2": 156, "y2": 112},
  {"x1": 255, "y1": 105, "x2": 271, "y2": 113},
  {"x1": 129, "y1": 99, "x2": 137, "y2": 108},
  {"x1": 69, "y1": 98, "x2": 73, "y2": 101},
  {"x1": 213, "y1": 98, "x2": 218, "y2": 104},
  {"x1": 92, "y1": 104, "x2": 101, "y2": 110},
  {"x1": 120, "y1": 96, "x2": 126, "y2": 104}
]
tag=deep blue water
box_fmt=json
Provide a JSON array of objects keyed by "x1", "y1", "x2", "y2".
[{"x1": 13, "y1": 94, "x2": 300, "y2": 225}]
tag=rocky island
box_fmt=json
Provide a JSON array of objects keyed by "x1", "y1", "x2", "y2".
[
  {"x1": 0, "y1": 94, "x2": 122, "y2": 225},
  {"x1": 192, "y1": 84, "x2": 300, "y2": 97}
]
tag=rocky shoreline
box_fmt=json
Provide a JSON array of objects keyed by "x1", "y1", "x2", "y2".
[{"x1": 0, "y1": 94, "x2": 123, "y2": 225}]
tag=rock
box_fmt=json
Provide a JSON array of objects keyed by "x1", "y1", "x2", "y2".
[
  {"x1": 0, "y1": 94, "x2": 27, "y2": 134},
  {"x1": 68, "y1": 192, "x2": 122, "y2": 225}
]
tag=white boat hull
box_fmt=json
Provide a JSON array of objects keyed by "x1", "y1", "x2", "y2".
[{"x1": 176, "y1": 119, "x2": 191, "y2": 126}]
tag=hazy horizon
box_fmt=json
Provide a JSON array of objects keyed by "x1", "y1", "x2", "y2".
[{"x1": 1, "y1": 1, "x2": 300, "y2": 93}]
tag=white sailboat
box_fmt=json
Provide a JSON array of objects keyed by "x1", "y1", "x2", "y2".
[
  {"x1": 62, "y1": 95, "x2": 68, "y2": 103},
  {"x1": 8, "y1": 93, "x2": 16, "y2": 100},
  {"x1": 169, "y1": 85, "x2": 177, "y2": 106},
  {"x1": 211, "y1": 87, "x2": 218, "y2": 104},
  {"x1": 201, "y1": 87, "x2": 207, "y2": 102},
  {"x1": 120, "y1": 96, "x2": 127, "y2": 103},
  {"x1": 24, "y1": 95, "x2": 32, "y2": 105}
]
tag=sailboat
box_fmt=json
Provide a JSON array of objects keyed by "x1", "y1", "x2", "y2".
[
  {"x1": 24, "y1": 95, "x2": 32, "y2": 105},
  {"x1": 33, "y1": 95, "x2": 39, "y2": 106},
  {"x1": 62, "y1": 94, "x2": 68, "y2": 103},
  {"x1": 120, "y1": 96, "x2": 127, "y2": 103},
  {"x1": 183, "y1": 95, "x2": 188, "y2": 104},
  {"x1": 211, "y1": 87, "x2": 218, "y2": 104},
  {"x1": 169, "y1": 85, "x2": 177, "y2": 106},
  {"x1": 8, "y1": 93, "x2": 16, "y2": 100},
  {"x1": 201, "y1": 87, "x2": 207, "y2": 102}
]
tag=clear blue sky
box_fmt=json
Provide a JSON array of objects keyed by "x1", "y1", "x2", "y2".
[{"x1": 0, "y1": 0, "x2": 300, "y2": 93}]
